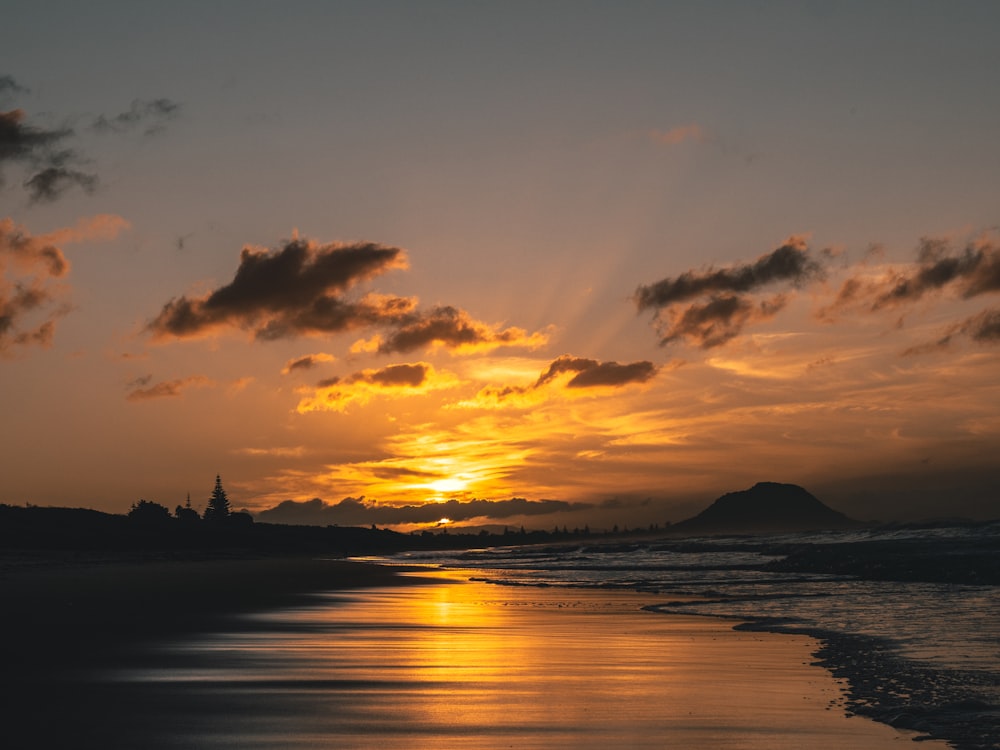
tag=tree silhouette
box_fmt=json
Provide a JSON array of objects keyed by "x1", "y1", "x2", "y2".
[
  {"x1": 203, "y1": 475, "x2": 231, "y2": 522},
  {"x1": 128, "y1": 499, "x2": 171, "y2": 524},
  {"x1": 175, "y1": 491, "x2": 200, "y2": 523}
]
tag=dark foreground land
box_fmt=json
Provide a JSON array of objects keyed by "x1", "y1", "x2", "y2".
[{"x1": 0, "y1": 555, "x2": 435, "y2": 749}]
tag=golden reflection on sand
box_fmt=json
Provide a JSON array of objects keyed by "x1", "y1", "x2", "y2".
[{"x1": 136, "y1": 574, "x2": 946, "y2": 749}]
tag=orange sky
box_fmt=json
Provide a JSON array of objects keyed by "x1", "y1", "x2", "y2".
[{"x1": 2, "y1": 3, "x2": 998, "y2": 530}]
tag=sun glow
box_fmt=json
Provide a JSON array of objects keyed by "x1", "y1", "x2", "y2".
[{"x1": 427, "y1": 477, "x2": 469, "y2": 494}]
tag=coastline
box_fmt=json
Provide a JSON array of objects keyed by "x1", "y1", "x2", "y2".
[{"x1": 0, "y1": 555, "x2": 947, "y2": 748}]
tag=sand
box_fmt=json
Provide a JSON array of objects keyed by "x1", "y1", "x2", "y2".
[{"x1": 0, "y1": 558, "x2": 946, "y2": 749}]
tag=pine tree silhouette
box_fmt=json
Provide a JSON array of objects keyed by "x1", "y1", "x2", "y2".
[{"x1": 204, "y1": 475, "x2": 231, "y2": 521}]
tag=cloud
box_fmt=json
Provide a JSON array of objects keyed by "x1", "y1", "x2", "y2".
[
  {"x1": 282, "y1": 352, "x2": 335, "y2": 374},
  {"x1": 535, "y1": 355, "x2": 658, "y2": 388},
  {"x1": 256, "y1": 496, "x2": 592, "y2": 527},
  {"x1": 126, "y1": 374, "x2": 212, "y2": 401},
  {"x1": 2, "y1": 85, "x2": 179, "y2": 201},
  {"x1": 295, "y1": 361, "x2": 460, "y2": 413},
  {"x1": 634, "y1": 236, "x2": 823, "y2": 348},
  {"x1": 372, "y1": 305, "x2": 549, "y2": 354},
  {"x1": 0, "y1": 76, "x2": 29, "y2": 102},
  {"x1": 24, "y1": 166, "x2": 98, "y2": 203},
  {"x1": 819, "y1": 233, "x2": 1000, "y2": 352},
  {"x1": 0, "y1": 108, "x2": 96, "y2": 202},
  {"x1": 903, "y1": 307, "x2": 1000, "y2": 356},
  {"x1": 856, "y1": 236, "x2": 1000, "y2": 312},
  {"x1": 147, "y1": 238, "x2": 409, "y2": 339},
  {"x1": 462, "y1": 354, "x2": 659, "y2": 408},
  {"x1": 0, "y1": 215, "x2": 128, "y2": 354},
  {"x1": 148, "y1": 234, "x2": 549, "y2": 354},
  {"x1": 92, "y1": 98, "x2": 180, "y2": 135},
  {"x1": 648, "y1": 123, "x2": 707, "y2": 146}
]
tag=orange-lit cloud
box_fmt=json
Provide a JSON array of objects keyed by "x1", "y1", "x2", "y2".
[
  {"x1": 635, "y1": 237, "x2": 824, "y2": 348},
  {"x1": 0, "y1": 215, "x2": 129, "y2": 354},
  {"x1": 649, "y1": 123, "x2": 707, "y2": 145},
  {"x1": 295, "y1": 361, "x2": 460, "y2": 413},
  {"x1": 126, "y1": 374, "x2": 212, "y2": 401}
]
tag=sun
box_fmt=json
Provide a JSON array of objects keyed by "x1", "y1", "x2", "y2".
[{"x1": 427, "y1": 477, "x2": 469, "y2": 494}]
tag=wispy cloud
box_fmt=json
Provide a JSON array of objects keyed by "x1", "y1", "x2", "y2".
[
  {"x1": 92, "y1": 98, "x2": 180, "y2": 136},
  {"x1": 126, "y1": 374, "x2": 212, "y2": 401},
  {"x1": 634, "y1": 236, "x2": 824, "y2": 348},
  {"x1": 0, "y1": 75, "x2": 29, "y2": 101},
  {"x1": 648, "y1": 123, "x2": 707, "y2": 146}
]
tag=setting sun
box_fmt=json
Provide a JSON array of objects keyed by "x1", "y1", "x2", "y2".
[{"x1": 427, "y1": 477, "x2": 469, "y2": 495}]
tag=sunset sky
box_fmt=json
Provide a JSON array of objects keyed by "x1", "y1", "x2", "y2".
[{"x1": 3, "y1": 1, "x2": 999, "y2": 530}]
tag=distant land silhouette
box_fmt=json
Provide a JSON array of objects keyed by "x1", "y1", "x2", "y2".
[{"x1": 673, "y1": 481, "x2": 862, "y2": 534}]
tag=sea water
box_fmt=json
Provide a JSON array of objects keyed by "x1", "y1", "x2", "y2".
[{"x1": 386, "y1": 523, "x2": 1000, "y2": 747}]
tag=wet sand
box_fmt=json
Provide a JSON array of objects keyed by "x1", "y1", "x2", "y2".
[{"x1": 1, "y1": 559, "x2": 945, "y2": 749}]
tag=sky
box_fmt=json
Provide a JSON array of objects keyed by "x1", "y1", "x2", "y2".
[{"x1": 2, "y1": 1, "x2": 999, "y2": 531}]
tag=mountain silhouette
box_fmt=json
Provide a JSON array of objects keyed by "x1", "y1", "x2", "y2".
[{"x1": 674, "y1": 481, "x2": 860, "y2": 534}]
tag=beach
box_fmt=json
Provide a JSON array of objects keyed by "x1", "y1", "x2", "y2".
[{"x1": 0, "y1": 556, "x2": 943, "y2": 749}]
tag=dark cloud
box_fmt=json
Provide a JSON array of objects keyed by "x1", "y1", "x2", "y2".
[
  {"x1": 470, "y1": 354, "x2": 659, "y2": 407},
  {"x1": 0, "y1": 76, "x2": 29, "y2": 102},
  {"x1": 635, "y1": 237, "x2": 822, "y2": 348},
  {"x1": 282, "y1": 352, "x2": 334, "y2": 374},
  {"x1": 870, "y1": 237, "x2": 1000, "y2": 310},
  {"x1": 126, "y1": 375, "x2": 210, "y2": 402},
  {"x1": 819, "y1": 235, "x2": 1000, "y2": 353},
  {"x1": 375, "y1": 304, "x2": 543, "y2": 354},
  {"x1": 903, "y1": 307, "x2": 1000, "y2": 356},
  {"x1": 535, "y1": 355, "x2": 658, "y2": 388},
  {"x1": 147, "y1": 238, "x2": 409, "y2": 339},
  {"x1": 149, "y1": 235, "x2": 547, "y2": 353},
  {"x1": 295, "y1": 362, "x2": 451, "y2": 413},
  {"x1": 2, "y1": 87, "x2": 178, "y2": 201},
  {"x1": 355, "y1": 362, "x2": 428, "y2": 387},
  {"x1": 635, "y1": 238, "x2": 821, "y2": 310},
  {"x1": 92, "y1": 98, "x2": 180, "y2": 135},
  {"x1": 0, "y1": 108, "x2": 96, "y2": 202},
  {"x1": 24, "y1": 166, "x2": 98, "y2": 204},
  {"x1": 256, "y1": 496, "x2": 593, "y2": 527},
  {"x1": 662, "y1": 293, "x2": 787, "y2": 348},
  {"x1": 823, "y1": 236, "x2": 1000, "y2": 320},
  {"x1": 964, "y1": 308, "x2": 1000, "y2": 342},
  {"x1": 0, "y1": 108, "x2": 68, "y2": 162}
]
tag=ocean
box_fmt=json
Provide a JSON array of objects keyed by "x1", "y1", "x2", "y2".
[{"x1": 386, "y1": 522, "x2": 1000, "y2": 749}]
